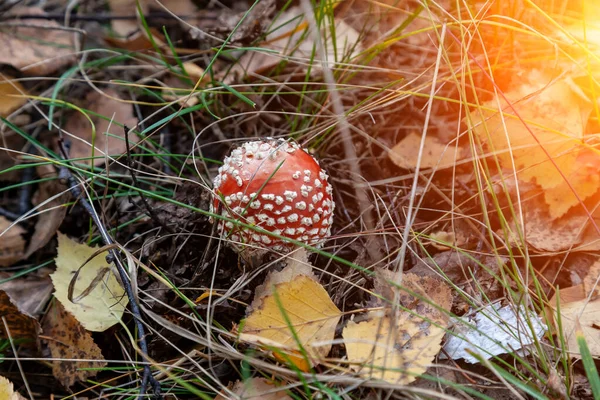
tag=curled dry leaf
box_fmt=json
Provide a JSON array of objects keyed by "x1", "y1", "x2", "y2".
[
  {"x1": 63, "y1": 89, "x2": 138, "y2": 166},
  {"x1": 467, "y1": 69, "x2": 596, "y2": 219},
  {"x1": 24, "y1": 165, "x2": 68, "y2": 259},
  {"x1": 0, "y1": 376, "x2": 26, "y2": 400},
  {"x1": 388, "y1": 132, "x2": 465, "y2": 170},
  {"x1": 0, "y1": 217, "x2": 25, "y2": 267},
  {"x1": 215, "y1": 378, "x2": 292, "y2": 400},
  {"x1": 239, "y1": 263, "x2": 341, "y2": 370},
  {"x1": 42, "y1": 301, "x2": 106, "y2": 388},
  {"x1": 0, "y1": 75, "x2": 27, "y2": 118},
  {"x1": 0, "y1": 291, "x2": 39, "y2": 347},
  {"x1": 51, "y1": 234, "x2": 128, "y2": 332},
  {"x1": 0, "y1": 7, "x2": 76, "y2": 75},
  {"x1": 342, "y1": 272, "x2": 452, "y2": 384}
]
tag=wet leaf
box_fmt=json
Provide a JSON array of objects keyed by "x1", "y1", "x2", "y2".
[
  {"x1": 0, "y1": 76, "x2": 27, "y2": 118},
  {"x1": 342, "y1": 272, "x2": 452, "y2": 384},
  {"x1": 239, "y1": 264, "x2": 341, "y2": 370},
  {"x1": 0, "y1": 217, "x2": 25, "y2": 267},
  {"x1": 42, "y1": 301, "x2": 106, "y2": 388},
  {"x1": 63, "y1": 89, "x2": 138, "y2": 166},
  {"x1": 215, "y1": 378, "x2": 292, "y2": 400},
  {"x1": 0, "y1": 7, "x2": 75, "y2": 75},
  {"x1": 388, "y1": 132, "x2": 465, "y2": 170},
  {"x1": 51, "y1": 234, "x2": 128, "y2": 332},
  {"x1": 0, "y1": 376, "x2": 26, "y2": 400},
  {"x1": 467, "y1": 69, "x2": 596, "y2": 219}
]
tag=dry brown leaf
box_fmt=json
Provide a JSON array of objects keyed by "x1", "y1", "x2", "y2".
[
  {"x1": 239, "y1": 266, "x2": 341, "y2": 370},
  {"x1": 64, "y1": 89, "x2": 138, "y2": 166},
  {"x1": 0, "y1": 76, "x2": 27, "y2": 117},
  {"x1": 215, "y1": 378, "x2": 292, "y2": 400},
  {"x1": 25, "y1": 165, "x2": 68, "y2": 258},
  {"x1": 388, "y1": 132, "x2": 464, "y2": 170},
  {"x1": 343, "y1": 272, "x2": 452, "y2": 384},
  {"x1": 0, "y1": 217, "x2": 25, "y2": 267},
  {"x1": 0, "y1": 291, "x2": 39, "y2": 347},
  {"x1": 0, "y1": 269, "x2": 53, "y2": 317},
  {"x1": 42, "y1": 301, "x2": 106, "y2": 388},
  {"x1": 468, "y1": 69, "x2": 596, "y2": 219},
  {"x1": 0, "y1": 7, "x2": 75, "y2": 75},
  {"x1": 549, "y1": 284, "x2": 600, "y2": 357},
  {"x1": 107, "y1": 0, "x2": 147, "y2": 37},
  {"x1": 0, "y1": 376, "x2": 26, "y2": 400}
]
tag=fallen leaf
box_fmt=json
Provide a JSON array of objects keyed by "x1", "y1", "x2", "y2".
[
  {"x1": 388, "y1": 132, "x2": 464, "y2": 170},
  {"x1": 239, "y1": 265, "x2": 341, "y2": 370},
  {"x1": 342, "y1": 272, "x2": 452, "y2": 384},
  {"x1": 215, "y1": 378, "x2": 292, "y2": 400},
  {"x1": 0, "y1": 217, "x2": 25, "y2": 267},
  {"x1": 467, "y1": 69, "x2": 596, "y2": 219},
  {"x1": 42, "y1": 301, "x2": 106, "y2": 388},
  {"x1": 0, "y1": 376, "x2": 26, "y2": 400},
  {"x1": 0, "y1": 268, "x2": 53, "y2": 317},
  {"x1": 0, "y1": 291, "x2": 39, "y2": 347},
  {"x1": 51, "y1": 234, "x2": 128, "y2": 332},
  {"x1": 443, "y1": 303, "x2": 547, "y2": 364},
  {"x1": 24, "y1": 165, "x2": 68, "y2": 258},
  {"x1": 63, "y1": 89, "x2": 138, "y2": 166},
  {"x1": 0, "y1": 76, "x2": 26, "y2": 117},
  {"x1": 107, "y1": 0, "x2": 147, "y2": 38},
  {"x1": 549, "y1": 284, "x2": 600, "y2": 357},
  {"x1": 0, "y1": 7, "x2": 76, "y2": 75}
]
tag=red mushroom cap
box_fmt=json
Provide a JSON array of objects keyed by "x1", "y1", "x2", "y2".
[{"x1": 211, "y1": 139, "x2": 334, "y2": 253}]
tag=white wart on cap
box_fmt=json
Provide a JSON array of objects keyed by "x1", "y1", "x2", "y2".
[{"x1": 211, "y1": 139, "x2": 334, "y2": 253}]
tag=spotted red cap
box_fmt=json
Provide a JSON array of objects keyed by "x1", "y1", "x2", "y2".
[{"x1": 211, "y1": 139, "x2": 334, "y2": 253}]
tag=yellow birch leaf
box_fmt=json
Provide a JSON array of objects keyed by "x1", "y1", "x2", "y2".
[
  {"x1": 239, "y1": 273, "x2": 341, "y2": 370},
  {"x1": 0, "y1": 376, "x2": 26, "y2": 400},
  {"x1": 343, "y1": 272, "x2": 452, "y2": 384},
  {"x1": 467, "y1": 69, "x2": 597, "y2": 219},
  {"x1": 51, "y1": 234, "x2": 128, "y2": 332}
]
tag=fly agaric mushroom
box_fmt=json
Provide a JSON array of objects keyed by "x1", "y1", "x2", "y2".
[{"x1": 211, "y1": 139, "x2": 334, "y2": 254}]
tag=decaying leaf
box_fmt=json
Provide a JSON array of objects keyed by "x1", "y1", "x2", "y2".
[
  {"x1": 0, "y1": 291, "x2": 39, "y2": 346},
  {"x1": 443, "y1": 303, "x2": 547, "y2": 364},
  {"x1": 0, "y1": 76, "x2": 27, "y2": 118},
  {"x1": 467, "y1": 69, "x2": 596, "y2": 219},
  {"x1": 51, "y1": 234, "x2": 128, "y2": 332},
  {"x1": 342, "y1": 272, "x2": 452, "y2": 384},
  {"x1": 42, "y1": 301, "x2": 106, "y2": 388},
  {"x1": 0, "y1": 7, "x2": 76, "y2": 75},
  {"x1": 0, "y1": 217, "x2": 25, "y2": 267},
  {"x1": 239, "y1": 264, "x2": 341, "y2": 370},
  {"x1": 24, "y1": 165, "x2": 68, "y2": 258},
  {"x1": 63, "y1": 89, "x2": 138, "y2": 166},
  {"x1": 549, "y1": 284, "x2": 600, "y2": 357},
  {"x1": 0, "y1": 376, "x2": 26, "y2": 400},
  {"x1": 215, "y1": 378, "x2": 292, "y2": 400},
  {"x1": 388, "y1": 132, "x2": 465, "y2": 170}
]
